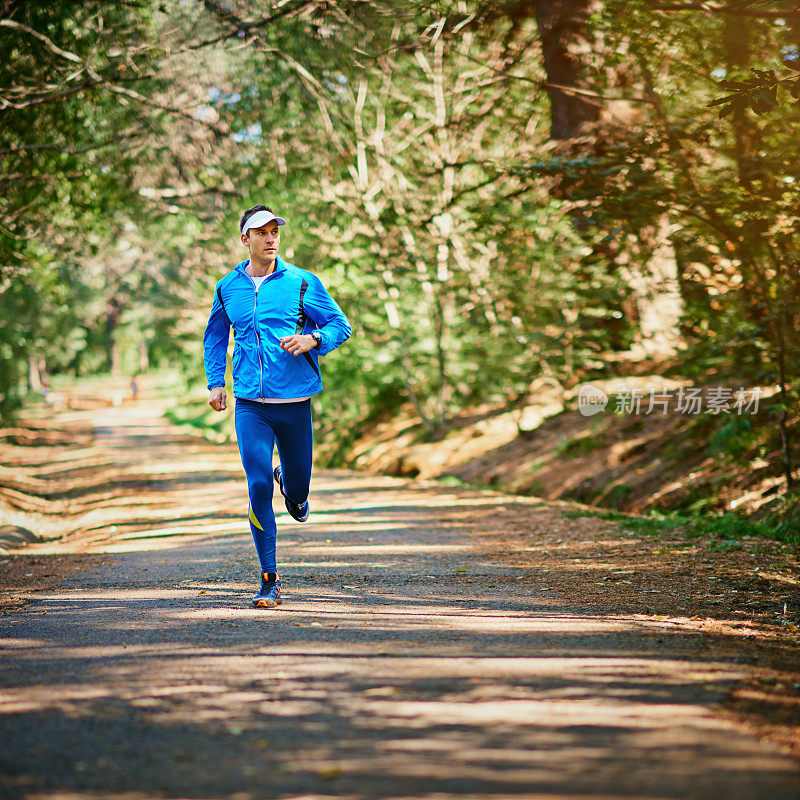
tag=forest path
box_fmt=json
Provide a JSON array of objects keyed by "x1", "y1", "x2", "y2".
[{"x1": 1, "y1": 386, "x2": 798, "y2": 800}]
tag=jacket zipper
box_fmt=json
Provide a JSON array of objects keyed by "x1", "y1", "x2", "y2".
[{"x1": 242, "y1": 268, "x2": 265, "y2": 398}]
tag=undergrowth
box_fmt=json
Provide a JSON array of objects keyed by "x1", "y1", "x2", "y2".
[
  {"x1": 164, "y1": 399, "x2": 231, "y2": 442},
  {"x1": 562, "y1": 495, "x2": 800, "y2": 546}
]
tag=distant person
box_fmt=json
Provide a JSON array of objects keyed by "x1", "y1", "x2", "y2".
[
  {"x1": 203, "y1": 205, "x2": 351, "y2": 609},
  {"x1": 130, "y1": 375, "x2": 138, "y2": 399}
]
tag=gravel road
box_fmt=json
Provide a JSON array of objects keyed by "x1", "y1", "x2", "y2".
[{"x1": 1, "y1": 400, "x2": 798, "y2": 800}]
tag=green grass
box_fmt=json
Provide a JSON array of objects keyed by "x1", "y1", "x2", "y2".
[
  {"x1": 710, "y1": 416, "x2": 763, "y2": 459},
  {"x1": 436, "y1": 475, "x2": 468, "y2": 489},
  {"x1": 554, "y1": 432, "x2": 604, "y2": 458},
  {"x1": 561, "y1": 507, "x2": 675, "y2": 536},
  {"x1": 164, "y1": 398, "x2": 232, "y2": 442},
  {"x1": 602, "y1": 483, "x2": 633, "y2": 509},
  {"x1": 562, "y1": 497, "x2": 800, "y2": 546}
]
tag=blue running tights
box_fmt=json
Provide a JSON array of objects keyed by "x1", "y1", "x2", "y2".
[{"x1": 234, "y1": 398, "x2": 313, "y2": 573}]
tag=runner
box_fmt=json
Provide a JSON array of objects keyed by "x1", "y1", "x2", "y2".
[{"x1": 203, "y1": 205, "x2": 351, "y2": 608}]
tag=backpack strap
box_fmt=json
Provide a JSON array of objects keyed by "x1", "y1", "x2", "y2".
[
  {"x1": 216, "y1": 285, "x2": 228, "y2": 317},
  {"x1": 216, "y1": 285, "x2": 233, "y2": 338}
]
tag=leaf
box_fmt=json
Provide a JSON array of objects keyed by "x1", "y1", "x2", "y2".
[{"x1": 708, "y1": 94, "x2": 738, "y2": 108}]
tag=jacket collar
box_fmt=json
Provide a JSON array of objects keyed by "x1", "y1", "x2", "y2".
[{"x1": 235, "y1": 255, "x2": 287, "y2": 277}]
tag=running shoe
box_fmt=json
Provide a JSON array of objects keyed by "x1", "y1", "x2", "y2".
[
  {"x1": 252, "y1": 574, "x2": 282, "y2": 608},
  {"x1": 273, "y1": 465, "x2": 310, "y2": 522}
]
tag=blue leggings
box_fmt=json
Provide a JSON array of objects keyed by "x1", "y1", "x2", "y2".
[{"x1": 234, "y1": 398, "x2": 313, "y2": 573}]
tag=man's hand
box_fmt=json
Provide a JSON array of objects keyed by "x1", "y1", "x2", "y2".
[
  {"x1": 280, "y1": 333, "x2": 318, "y2": 356},
  {"x1": 209, "y1": 386, "x2": 227, "y2": 412}
]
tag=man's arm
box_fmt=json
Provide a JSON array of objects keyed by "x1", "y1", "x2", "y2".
[
  {"x1": 303, "y1": 274, "x2": 352, "y2": 356},
  {"x1": 203, "y1": 285, "x2": 231, "y2": 411}
]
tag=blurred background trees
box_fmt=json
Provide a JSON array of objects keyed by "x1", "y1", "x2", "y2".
[{"x1": 1, "y1": 0, "x2": 798, "y2": 508}]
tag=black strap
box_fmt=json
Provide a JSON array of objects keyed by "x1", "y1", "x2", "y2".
[
  {"x1": 216, "y1": 285, "x2": 233, "y2": 338},
  {"x1": 296, "y1": 279, "x2": 320, "y2": 376},
  {"x1": 303, "y1": 351, "x2": 320, "y2": 377},
  {"x1": 295, "y1": 279, "x2": 309, "y2": 334},
  {"x1": 216, "y1": 285, "x2": 228, "y2": 318}
]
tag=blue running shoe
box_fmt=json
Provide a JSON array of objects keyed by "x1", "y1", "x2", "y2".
[
  {"x1": 273, "y1": 465, "x2": 309, "y2": 522},
  {"x1": 252, "y1": 574, "x2": 282, "y2": 609}
]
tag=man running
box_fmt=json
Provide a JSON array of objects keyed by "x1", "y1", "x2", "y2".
[{"x1": 203, "y1": 205, "x2": 351, "y2": 608}]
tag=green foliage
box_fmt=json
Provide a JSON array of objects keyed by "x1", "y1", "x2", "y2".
[
  {"x1": 555, "y1": 432, "x2": 604, "y2": 458},
  {"x1": 710, "y1": 66, "x2": 800, "y2": 117},
  {"x1": 3, "y1": 0, "x2": 798, "y2": 527},
  {"x1": 710, "y1": 416, "x2": 759, "y2": 458},
  {"x1": 0, "y1": 1, "x2": 171, "y2": 411},
  {"x1": 563, "y1": 501, "x2": 800, "y2": 546},
  {"x1": 163, "y1": 400, "x2": 231, "y2": 443},
  {"x1": 602, "y1": 483, "x2": 634, "y2": 510}
]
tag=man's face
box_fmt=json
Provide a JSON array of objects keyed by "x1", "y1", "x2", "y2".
[{"x1": 242, "y1": 223, "x2": 280, "y2": 261}]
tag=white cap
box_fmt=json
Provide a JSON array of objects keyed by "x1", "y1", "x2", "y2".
[{"x1": 242, "y1": 209, "x2": 286, "y2": 234}]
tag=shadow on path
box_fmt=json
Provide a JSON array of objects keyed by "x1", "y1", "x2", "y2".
[{"x1": 1, "y1": 396, "x2": 798, "y2": 800}]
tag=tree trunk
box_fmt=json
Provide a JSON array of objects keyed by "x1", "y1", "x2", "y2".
[
  {"x1": 531, "y1": 0, "x2": 600, "y2": 139},
  {"x1": 27, "y1": 354, "x2": 41, "y2": 392},
  {"x1": 723, "y1": 15, "x2": 760, "y2": 188},
  {"x1": 138, "y1": 340, "x2": 149, "y2": 373},
  {"x1": 619, "y1": 216, "x2": 684, "y2": 357},
  {"x1": 106, "y1": 300, "x2": 121, "y2": 375}
]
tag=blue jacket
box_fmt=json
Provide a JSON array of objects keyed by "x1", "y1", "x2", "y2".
[{"x1": 203, "y1": 256, "x2": 351, "y2": 399}]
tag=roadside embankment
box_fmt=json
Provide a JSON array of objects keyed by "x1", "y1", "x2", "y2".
[{"x1": 330, "y1": 376, "x2": 797, "y2": 533}]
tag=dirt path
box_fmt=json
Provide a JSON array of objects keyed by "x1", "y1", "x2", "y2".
[{"x1": 1, "y1": 391, "x2": 799, "y2": 799}]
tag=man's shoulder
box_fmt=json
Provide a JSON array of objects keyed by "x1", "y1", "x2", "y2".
[
  {"x1": 216, "y1": 263, "x2": 247, "y2": 289},
  {"x1": 281, "y1": 260, "x2": 321, "y2": 285}
]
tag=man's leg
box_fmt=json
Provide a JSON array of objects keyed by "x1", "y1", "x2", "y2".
[
  {"x1": 234, "y1": 399, "x2": 278, "y2": 573},
  {"x1": 272, "y1": 399, "x2": 313, "y2": 509}
]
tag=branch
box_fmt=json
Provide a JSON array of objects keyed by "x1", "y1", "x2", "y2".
[
  {"x1": 138, "y1": 185, "x2": 239, "y2": 199},
  {"x1": 417, "y1": 173, "x2": 511, "y2": 226},
  {"x1": 192, "y1": 0, "x2": 319, "y2": 50},
  {"x1": 0, "y1": 77, "x2": 103, "y2": 110},
  {"x1": 0, "y1": 127, "x2": 146, "y2": 157},
  {"x1": 542, "y1": 81, "x2": 653, "y2": 106},
  {"x1": 104, "y1": 83, "x2": 229, "y2": 137},
  {"x1": 0, "y1": 19, "x2": 84, "y2": 64},
  {"x1": 456, "y1": 48, "x2": 656, "y2": 106},
  {"x1": 255, "y1": 44, "x2": 348, "y2": 155},
  {"x1": 646, "y1": 2, "x2": 800, "y2": 17},
  {"x1": 0, "y1": 172, "x2": 87, "y2": 185}
]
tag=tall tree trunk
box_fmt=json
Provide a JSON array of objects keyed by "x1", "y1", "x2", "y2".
[
  {"x1": 106, "y1": 300, "x2": 121, "y2": 375},
  {"x1": 531, "y1": 0, "x2": 600, "y2": 139},
  {"x1": 27, "y1": 354, "x2": 41, "y2": 392},
  {"x1": 138, "y1": 340, "x2": 149, "y2": 374},
  {"x1": 619, "y1": 217, "x2": 684, "y2": 357},
  {"x1": 530, "y1": 0, "x2": 684, "y2": 353},
  {"x1": 723, "y1": 14, "x2": 759, "y2": 188}
]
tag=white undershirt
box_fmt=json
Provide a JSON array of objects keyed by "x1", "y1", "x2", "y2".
[
  {"x1": 253, "y1": 396, "x2": 312, "y2": 404},
  {"x1": 247, "y1": 273, "x2": 311, "y2": 404}
]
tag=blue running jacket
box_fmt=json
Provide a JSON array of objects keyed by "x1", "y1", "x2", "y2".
[{"x1": 203, "y1": 257, "x2": 351, "y2": 399}]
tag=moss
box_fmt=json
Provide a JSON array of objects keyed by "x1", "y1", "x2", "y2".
[
  {"x1": 555, "y1": 432, "x2": 604, "y2": 458},
  {"x1": 602, "y1": 482, "x2": 634, "y2": 509}
]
